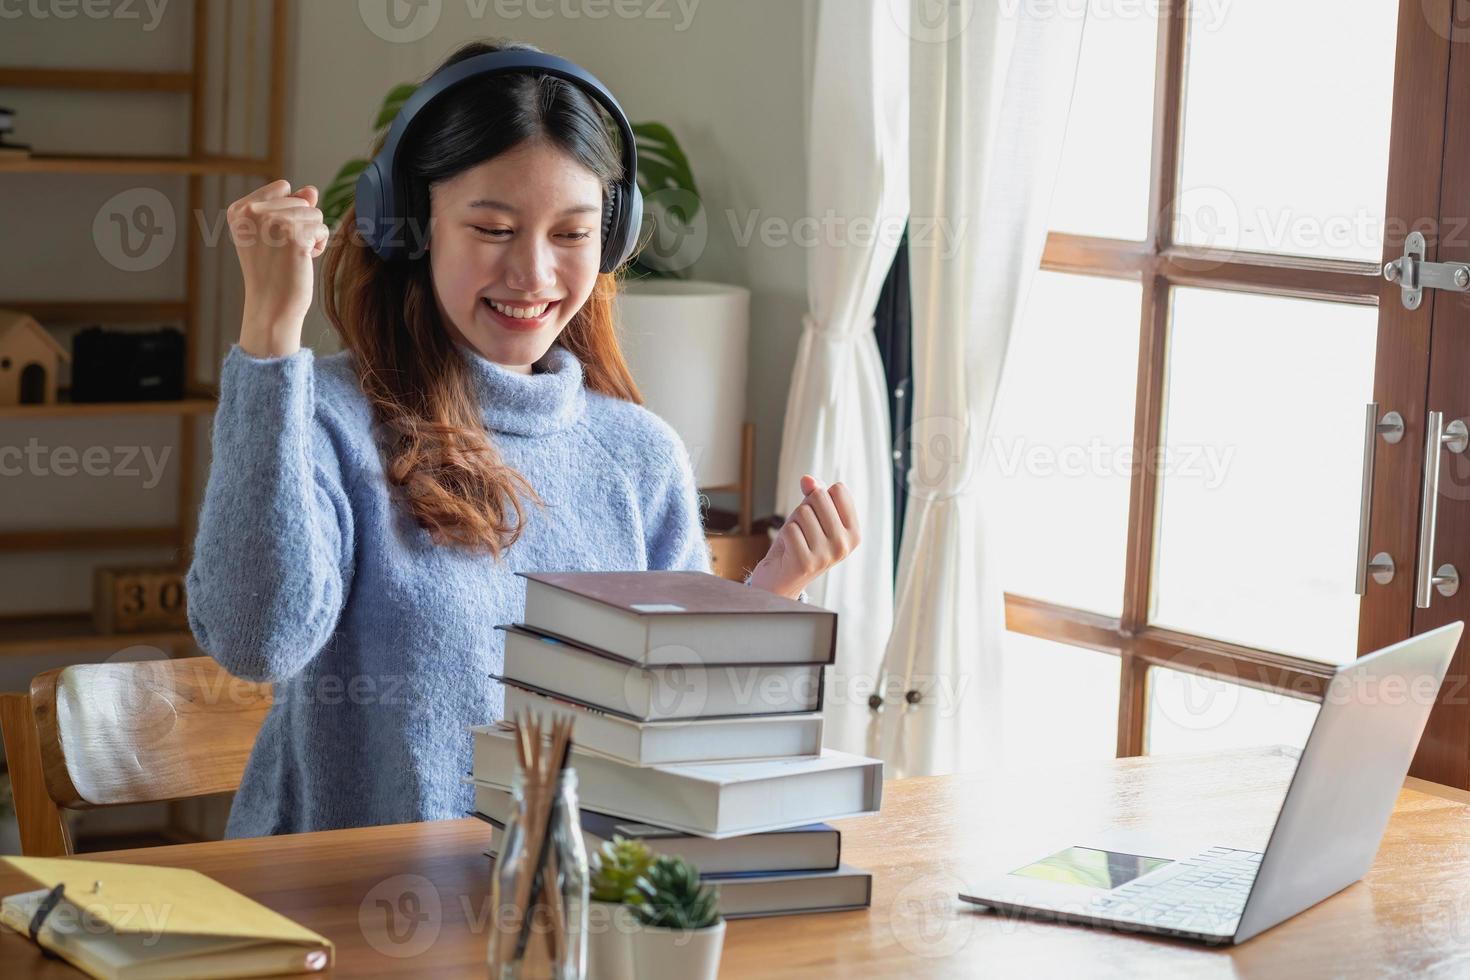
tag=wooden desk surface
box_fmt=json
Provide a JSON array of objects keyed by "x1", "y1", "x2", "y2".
[{"x1": 3, "y1": 746, "x2": 1469, "y2": 978}]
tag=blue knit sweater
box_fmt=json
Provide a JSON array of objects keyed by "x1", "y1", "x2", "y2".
[{"x1": 186, "y1": 340, "x2": 744, "y2": 839}]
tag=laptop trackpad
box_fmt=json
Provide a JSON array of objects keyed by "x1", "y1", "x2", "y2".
[{"x1": 1009, "y1": 846, "x2": 1174, "y2": 890}]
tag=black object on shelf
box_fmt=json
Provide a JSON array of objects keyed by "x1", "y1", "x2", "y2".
[{"x1": 71, "y1": 326, "x2": 185, "y2": 402}]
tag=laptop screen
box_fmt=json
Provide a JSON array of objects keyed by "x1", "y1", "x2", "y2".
[{"x1": 1009, "y1": 846, "x2": 1173, "y2": 890}]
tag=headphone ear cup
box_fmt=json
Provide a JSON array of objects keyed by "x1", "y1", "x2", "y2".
[
  {"x1": 354, "y1": 160, "x2": 393, "y2": 261},
  {"x1": 624, "y1": 181, "x2": 643, "y2": 263},
  {"x1": 600, "y1": 181, "x2": 642, "y2": 274},
  {"x1": 600, "y1": 183, "x2": 620, "y2": 272}
]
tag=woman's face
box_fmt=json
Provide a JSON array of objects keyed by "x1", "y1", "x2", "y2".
[{"x1": 428, "y1": 138, "x2": 604, "y2": 373}]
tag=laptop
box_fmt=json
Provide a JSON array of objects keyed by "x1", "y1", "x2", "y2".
[{"x1": 958, "y1": 621, "x2": 1464, "y2": 945}]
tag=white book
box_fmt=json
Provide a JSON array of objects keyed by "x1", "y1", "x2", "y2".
[
  {"x1": 518, "y1": 570, "x2": 836, "y2": 666},
  {"x1": 497, "y1": 624, "x2": 825, "y2": 720},
  {"x1": 473, "y1": 784, "x2": 842, "y2": 875},
  {"x1": 708, "y1": 865, "x2": 872, "y2": 919},
  {"x1": 470, "y1": 723, "x2": 882, "y2": 838},
  {"x1": 480, "y1": 813, "x2": 867, "y2": 918},
  {"x1": 501, "y1": 681, "x2": 823, "y2": 766}
]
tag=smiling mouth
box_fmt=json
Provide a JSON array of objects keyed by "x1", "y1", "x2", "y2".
[{"x1": 481, "y1": 297, "x2": 560, "y2": 327}]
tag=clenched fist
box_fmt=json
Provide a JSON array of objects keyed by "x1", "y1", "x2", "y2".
[
  {"x1": 747, "y1": 475, "x2": 862, "y2": 601},
  {"x1": 228, "y1": 179, "x2": 330, "y2": 358}
]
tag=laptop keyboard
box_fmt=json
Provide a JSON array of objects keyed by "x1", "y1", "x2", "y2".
[{"x1": 1088, "y1": 845, "x2": 1262, "y2": 932}]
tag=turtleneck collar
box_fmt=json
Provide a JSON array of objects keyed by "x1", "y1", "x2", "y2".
[{"x1": 458, "y1": 340, "x2": 587, "y2": 437}]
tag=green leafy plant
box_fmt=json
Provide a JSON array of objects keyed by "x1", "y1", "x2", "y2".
[
  {"x1": 589, "y1": 835, "x2": 655, "y2": 905},
  {"x1": 632, "y1": 854, "x2": 721, "y2": 931},
  {"x1": 321, "y1": 82, "x2": 703, "y2": 280}
]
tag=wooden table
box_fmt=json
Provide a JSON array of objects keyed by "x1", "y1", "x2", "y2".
[{"x1": 4, "y1": 746, "x2": 1470, "y2": 977}]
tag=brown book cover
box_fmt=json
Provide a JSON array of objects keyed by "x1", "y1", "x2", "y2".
[{"x1": 516, "y1": 570, "x2": 825, "y2": 615}]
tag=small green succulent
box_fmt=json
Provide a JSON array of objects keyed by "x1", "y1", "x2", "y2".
[
  {"x1": 589, "y1": 835, "x2": 655, "y2": 904},
  {"x1": 632, "y1": 854, "x2": 721, "y2": 931}
]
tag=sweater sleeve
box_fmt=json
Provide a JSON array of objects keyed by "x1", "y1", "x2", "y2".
[{"x1": 186, "y1": 345, "x2": 355, "y2": 683}]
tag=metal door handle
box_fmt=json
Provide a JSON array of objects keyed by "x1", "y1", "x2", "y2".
[
  {"x1": 1415, "y1": 410, "x2": 1468, "y2": 608},
  {"x1": 1355, "y1": 402, "x2": 1402, "y2": 594}
]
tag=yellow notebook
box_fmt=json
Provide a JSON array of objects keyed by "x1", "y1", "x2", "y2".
[{"x1": 0, "y1": 857, "x2": 333, "y2": 980}]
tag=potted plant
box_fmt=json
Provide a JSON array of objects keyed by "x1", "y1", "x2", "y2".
[
  {"x1": 586, "y1": 835, "x2": 653, "y2": 980},
  {"x1": 630, "y1": 854, "x2": 724, "y2": 980}
]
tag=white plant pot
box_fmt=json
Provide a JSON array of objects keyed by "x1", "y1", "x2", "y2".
[
  {"x1": 630, "y1": 918, "x2": 726, "y2": 980},
  {"x1": 585, "y1": 901, "x2": 635, "y2": 980}
]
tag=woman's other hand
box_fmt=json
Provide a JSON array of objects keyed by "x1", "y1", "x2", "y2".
[{"x1": 747, "y1": 474, "x2": 862, "y2": 600}]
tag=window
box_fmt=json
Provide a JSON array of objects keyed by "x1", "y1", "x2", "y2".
[{"x1": 998, "y1": 0, "x2": 1408, "y2": 758}]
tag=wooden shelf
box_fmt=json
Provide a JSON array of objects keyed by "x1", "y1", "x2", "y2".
[
  {"x1": 0, "y1": 67, "x2": 193, "y2": 92},
  {"x1": 0, "y1": 397, "x2": 216, "y2": 421},
  {"x1": 0, "y1": 527, "x2": 180, "y2": 553},
  {"x1": 6, "y1": 300, "x2": 191, "y2": 324},
  {"x1": 0, "y1": 613, "x2": 196, "y2": 657},
  {"x1": 0, "y1": 154, "x2": 274, "y2": 175}
]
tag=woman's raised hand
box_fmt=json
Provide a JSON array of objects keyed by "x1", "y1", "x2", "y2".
[
  {"x1": 229, "y1": 179, "x2": 330, "y2": 358},
  {"x1": 747, "y1": 474, "x2": 862, "y2": 601}
]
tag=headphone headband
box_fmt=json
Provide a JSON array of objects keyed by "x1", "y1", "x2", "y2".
[{"x1": 354, "y1": 50, "x2": 642, "y2": 272}]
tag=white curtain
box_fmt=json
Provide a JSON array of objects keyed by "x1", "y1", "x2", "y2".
[
  {"x1": 776, "y1": 0, "x2": 910, "y2": 755},
  {"x1": 869, "y1": 3, "x2": 1088, "y2": 777}
]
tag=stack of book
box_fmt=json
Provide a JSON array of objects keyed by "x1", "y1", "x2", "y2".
[{"x1": 468, "y1": 570, "x2": 882, "y2": 919}]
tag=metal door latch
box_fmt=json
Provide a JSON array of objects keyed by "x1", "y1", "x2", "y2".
[{"x1": 1384, "y1": 231, "x2": 1470, "y2": 310}]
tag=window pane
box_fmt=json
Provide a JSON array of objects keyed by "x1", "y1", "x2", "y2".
[
  {"x1": 1146, "y1": 666, "x2": 1319, "y2": 756},
  {"x1": 985, "y1": 271, "x2": 1140, "y2": 616},
  {"x1": 1048, "y1": 0, "x2": 1157, "y2": 240},
  {"x1": 1175, "y1": 0, "x2": 1398, "y2": 261},
  {"x1": 1151, "y1": 288, "x2": 1376, "y2": 664},
  {"x1": 1003, "y1": 632, "x2": 1120, "y2": 765}
]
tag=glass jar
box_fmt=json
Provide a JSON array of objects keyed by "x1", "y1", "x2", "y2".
[{"x1": 487, "y1": 767, "x2": 589, "y2": 979}]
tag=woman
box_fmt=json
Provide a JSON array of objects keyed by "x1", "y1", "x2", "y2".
[{"x1": 186, "y1": 39, "x2": 862, "y2": 839}]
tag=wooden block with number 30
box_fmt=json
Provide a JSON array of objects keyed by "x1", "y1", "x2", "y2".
[{"x1": 94, "y1": 565, "x2": 189, "y2": 634}]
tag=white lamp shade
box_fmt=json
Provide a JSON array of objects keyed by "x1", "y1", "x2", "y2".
[{"x1": 614, "y1": 280, "x2": 750, "y2": 488}]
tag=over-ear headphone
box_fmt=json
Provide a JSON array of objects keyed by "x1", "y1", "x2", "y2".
[{"x1": 354, "y1": 50, "x2": 642, "y2": 273}]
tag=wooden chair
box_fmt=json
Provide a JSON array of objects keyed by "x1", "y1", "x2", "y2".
[{"x1": 0, "y1": 657, "x2": 272, "y2": 856}]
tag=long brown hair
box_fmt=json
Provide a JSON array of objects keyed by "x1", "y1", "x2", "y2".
[{"x1": 322, "y1": 39, "x2": 644, "y2": 558}]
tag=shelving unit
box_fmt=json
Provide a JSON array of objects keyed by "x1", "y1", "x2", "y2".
[{"x1": 0, "y1": 0, "x2": 288, "y2": 658}]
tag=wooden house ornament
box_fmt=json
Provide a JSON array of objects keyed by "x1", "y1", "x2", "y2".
[{"x1": 0, "y1": 308, "x2": 69, "y2": 406}]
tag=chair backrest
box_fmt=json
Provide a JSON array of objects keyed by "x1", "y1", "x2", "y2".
[{"x1": 1, "y1": 657, "x2": 272, "y2": 855}]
